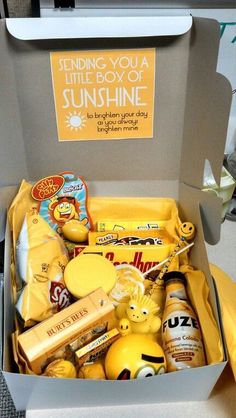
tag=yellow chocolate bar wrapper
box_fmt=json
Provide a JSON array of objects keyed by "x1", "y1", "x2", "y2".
[
  {"x1": 87, "y1": 197, "x2": 179, "y2": 234},
  {"x1": 74, "y1": 244, "x2": 178, "y2": 275},
  {"x1": 88, "y1": 229, "x2": 173, "y2": 246},
  {"x1": 96, "y1": 220, "x2": 167, "y2": 232}
]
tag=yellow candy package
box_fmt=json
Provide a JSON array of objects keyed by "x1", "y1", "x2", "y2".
[
  {"x1": 16, "y1": 209, "x2": 70, "y2": 327},
  {"x1": 31, "y1": 171, "x2": 91, "y2": 235}
]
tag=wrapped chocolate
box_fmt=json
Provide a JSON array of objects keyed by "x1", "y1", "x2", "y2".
[
  {"x1": 78, "y1": 362, "x2": 106, "y2": 380},
  {"x1": 43, "y1": 359, "x2": 77, "y2": 379}
]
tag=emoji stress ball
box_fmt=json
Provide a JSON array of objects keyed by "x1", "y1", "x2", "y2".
[{"x1": 105, "y1": 334, "x2": 166, "y2": 380}]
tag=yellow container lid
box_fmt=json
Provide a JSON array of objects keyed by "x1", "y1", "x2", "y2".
[{"x1": 64, "y1": 254, "x2": 117, "y2": 298}]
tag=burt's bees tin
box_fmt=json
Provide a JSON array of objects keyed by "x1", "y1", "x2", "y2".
[{"x1": 17, "y1": 288, "x2": 115, "y2": 374}]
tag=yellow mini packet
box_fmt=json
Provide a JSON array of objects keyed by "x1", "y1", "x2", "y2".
[
  {"x1": 75, "y1": 328, "x2": 120, "y2": 366},
  {"x1": 96, "y1": 220, "x2": 167, "y2": 232}
]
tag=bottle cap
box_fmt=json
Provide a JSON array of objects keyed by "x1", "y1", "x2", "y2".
[
  {"x1": 64, "y1": 254, "x2": 117, "y2": 298},
  {"x1": 163, "y1": 271, "x2": 186, "y2": 287}
]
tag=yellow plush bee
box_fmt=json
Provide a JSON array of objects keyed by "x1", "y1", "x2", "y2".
[{"x1": 116, "y1": 290, "x2": 161, "y2": 335}]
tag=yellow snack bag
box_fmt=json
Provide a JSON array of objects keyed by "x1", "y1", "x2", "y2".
[
  {"x1": 16, "y1": 281, "x2": 71, "y2": 325},
  {"x1": 16, "y1": 210, "x2": 68, "y2": 284},
  {"x1": 15, "y1": 210, "x2": 70, "y2": 326}
]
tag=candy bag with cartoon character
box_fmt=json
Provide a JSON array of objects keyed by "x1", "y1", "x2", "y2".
[{"x1": 31, "y1": 171, "x2": 91, "y2": 235}]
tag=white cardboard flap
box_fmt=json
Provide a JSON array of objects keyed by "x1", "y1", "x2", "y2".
[{"x1": 6, "y1": 16, "x2": 192, "y2": 40}]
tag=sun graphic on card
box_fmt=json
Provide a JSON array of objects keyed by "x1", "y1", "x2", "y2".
[{"x1": 65, "y1": 112, "x2": 86, "y2": 131}]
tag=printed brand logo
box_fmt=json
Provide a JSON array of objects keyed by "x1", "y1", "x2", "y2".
[
  {"x1": 46, "y1": 307, "x2": 89, "y2": 337},
  {"x1": 50, "y1": 282, "x2": 71, "y2": 311},
  {"x1": 105, "y1": 251, "x2": 158, "y2": 272},
  {"x1": 162, "y1": 316, "x2": 199, "y2": 333},
  {"x1": 96, "y1": 235, "x2": 163, "y2": 246},
  {"x1": 96, "y1": 234, "x2": 117, "y2": 245},
  {"x1": 31, "y1": 175, "x2": 65, "y2": 201},
  {"x1": 73, "y1": 249, "x2": 159, "y2": 273}
]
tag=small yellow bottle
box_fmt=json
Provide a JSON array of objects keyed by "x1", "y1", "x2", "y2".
[{"x1": 162, "y1": 271, "x2": 206, "y2": 372}]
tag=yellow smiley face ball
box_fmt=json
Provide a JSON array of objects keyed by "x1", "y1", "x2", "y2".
[
  {"x1": 178, "y1": 222, "x2": 195, "y2": 241},
  {"x1": 105, "y1": 334, "x2": 166, "y2": 380}
]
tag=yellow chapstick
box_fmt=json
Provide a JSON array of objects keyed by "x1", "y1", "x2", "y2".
[
  {"x1": 62, "y1": 220, "x2": 88, "y2": 243},
  {"x1": 64, "y1": 254, "x2": 117, "y2": 298}
]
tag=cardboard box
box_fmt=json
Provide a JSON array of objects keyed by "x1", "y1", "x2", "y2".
[{"x1": 0, "y1": 14, "x2": 232, "y2": 411}]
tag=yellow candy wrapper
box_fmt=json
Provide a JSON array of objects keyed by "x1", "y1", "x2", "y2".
[
  {"x1": 74, "y1": 244, "x2": 178, "y2": 274},
  {"x1": 78, "y1": 361, "x2": 106, "y2": 380},
  {"x1": 43, "y1": 359, "x2": 77, "y2": 378},
  {"x1": 88, "y1": 228, "x2": 173, "y2": 246}
]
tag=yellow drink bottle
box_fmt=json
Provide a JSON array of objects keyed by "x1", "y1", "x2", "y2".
[{"x1": 162, "y1": 271, "x2": 206, "y2": 372}]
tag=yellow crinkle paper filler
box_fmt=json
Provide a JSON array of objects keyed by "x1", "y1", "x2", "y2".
[
  {"x1": 180, "y1": 265, "x2": 224, "y2": 365},
  {"x1": 210, "y1": 264, "x2": 236, "y2": 380}
]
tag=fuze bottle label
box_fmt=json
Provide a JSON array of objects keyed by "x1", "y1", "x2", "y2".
[{"x1": 162, "y1": 308, "x2": 206, "y2": 372}]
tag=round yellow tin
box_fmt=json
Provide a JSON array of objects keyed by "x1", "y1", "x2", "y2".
[{"x1": 64, "y1": 254, "x2": 117, "y2": 298}]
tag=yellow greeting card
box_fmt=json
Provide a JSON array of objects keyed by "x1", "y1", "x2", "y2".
[{"x1": 50, "y1": 49, "x2": 155, "y2": 141}]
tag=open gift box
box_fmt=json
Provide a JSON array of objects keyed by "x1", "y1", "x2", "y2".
[{"x1": 0, "y1": 13, "x2": 233, "y2": 411}]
